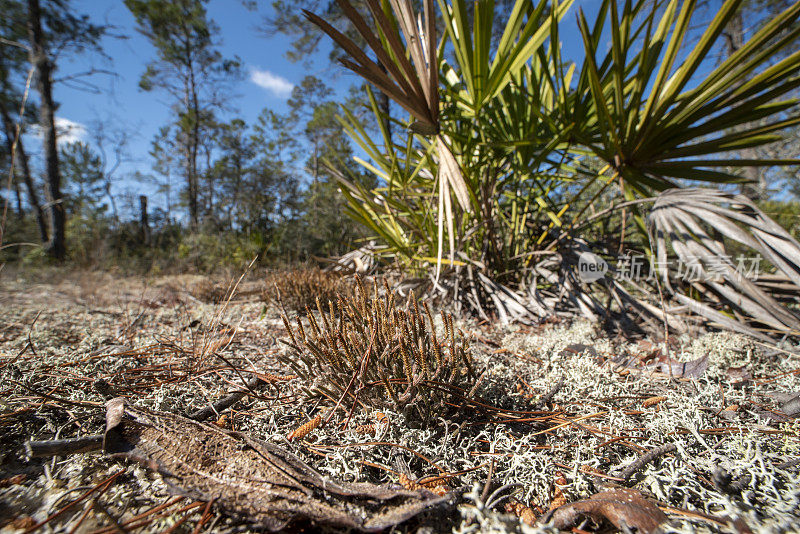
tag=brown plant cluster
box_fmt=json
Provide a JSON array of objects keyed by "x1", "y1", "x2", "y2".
[
  {"x1": 187, "y1": 278, "x2": 231, "y2": 303},
  {"x1": 262, "y1": 267, "x2": 349, "y2": 314},
  {"x1": 279, "y1": 277, "x2": 475, "y2": 425}
]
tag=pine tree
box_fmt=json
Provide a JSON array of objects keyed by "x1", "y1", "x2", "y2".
[{"x1": 125, "y1": 0, "x2": 240, "y2": 229}]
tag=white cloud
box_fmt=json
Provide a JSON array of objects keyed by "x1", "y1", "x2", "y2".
[
  {"x1": 30, "y1": 117, "x2": 88, "y2": 146},
  {"x1": 55, "y1": 117, "x2": 87, "y2": 145},
  {"x1": 249, "y1": 67, "x2": 294, "y2": 97}
]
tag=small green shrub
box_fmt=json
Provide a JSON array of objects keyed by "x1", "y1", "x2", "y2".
[
  {"x1": 0, "y1": 213, "x2": 44, "y2": 264},
  {"x1": 176, "y1": 232, "x2": 264, "y2": 273},
  {"x1": 66, "y1": 213, "x2": 112, "y2": 266},
  {"x1": 759, "y1": 200, "x2": 800, "y2": 240}
]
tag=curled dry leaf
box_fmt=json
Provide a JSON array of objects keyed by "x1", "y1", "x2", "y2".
[
  {"x1": 549, "y1": 472, "x2": 569, "y2": 510},
  {"x1": 505, "y1": 497, "x2": 539, "y2": 526},
  {"x1": 726, "y1": 366, "x2": 752, "y2": 387},
  {"x1": 213, "y1": 414, "x2": 230, "y2": 428},
  {"x1": 780, "y1": 394, "x2": 800, "y2": 417},
  {"x1": 602, "y1": 348, "x2": 708, "y2": 379},
  {"x1": 540, "y1": 487, "x2": 668, "y2": 534},
  {"x1": 102, "y1": 399, "x2": 446, "y2": 532},
  {"x1": 720, "y1": 405, "x2": 740, "y2": 422}
]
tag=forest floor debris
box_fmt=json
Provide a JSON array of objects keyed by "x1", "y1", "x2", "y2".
[{"x1": 1, "y1": 270, "x2": 799, "y2": 533}]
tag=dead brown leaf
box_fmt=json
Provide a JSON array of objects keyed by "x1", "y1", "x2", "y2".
[
  {"x1": 540, "y1": 487, "x2": 668, "y2": 534},
  {"x1": 0, "y1": 474, "x2": 26, "y2": 488},
  {"x1": 505, "y1": 497, "x2": 539, "y2": 526},
  {"x1": 781, "y1": 393, "x2": 800, "y2": 417},
  {"x1": 549, "y1": 472, "x2": 569, "y2": 510},
  {"x1": 652, "y1": 353, "x2": 709, "y2": 378},
  {"x1": 726, "y1": 366, "x2": 752, "y2": 387}
]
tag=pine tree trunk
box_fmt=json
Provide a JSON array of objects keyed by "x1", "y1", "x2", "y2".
[
  {"x1": 187, "y1": 71, "x2": 201, "y2": 230},
  {"x1": 377, "y1": 64, "x2": 392, "y2": 144},
  {"x1": 725, "y1": 9, "x2": 763, "y2": 200},
  {"x1": 139, "y1": 194, "x2": 151, "y2": 246},
  {"x1": 0, "y1": 99, "x2": 48, "y2": 242},
  {"x1": 27, "y1": 0, "x2": 65, "y2": 259}
]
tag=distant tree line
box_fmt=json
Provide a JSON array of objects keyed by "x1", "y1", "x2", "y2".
[{"x1": 0, "y1": 0, "x2": 373, "y2": 269}]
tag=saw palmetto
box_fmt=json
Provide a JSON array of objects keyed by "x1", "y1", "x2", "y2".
[{"x1": 309, "y1": 0, "x2": 800, "y2": 338}]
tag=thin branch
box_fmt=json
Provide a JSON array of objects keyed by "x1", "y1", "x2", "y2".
[
  {"x1": 53, "y1": 68, "x2": 116, "y2": 84},
  {"x1": 25, "y1": 435, "x2": 104, "y2": 458},
  {"x1": 188, "y1": 375, "x2": 266, "y2": 421},
  {"x1": 532, "y1": 375, "x2": 565, "y2": 410},
  {"x1": 0, "y1": 37, "x2": 30, "y2": 50},
  {"x1": 620, "y1": 443, "x2": 678, "y2": 482}
]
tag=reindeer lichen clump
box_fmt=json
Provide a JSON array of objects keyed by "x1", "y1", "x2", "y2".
[{"x1": 279, "y1": 278, "x2": 475, "y2": 425}]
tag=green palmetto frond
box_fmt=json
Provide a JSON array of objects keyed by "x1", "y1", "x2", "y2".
[
  {"x1": 308, "y1": 0, "x2": 573, "y2": 281},
  {"x1": 335, "y1": 86, "x2": 439, "y2": 266},
  {"x1": 575, "y1": 0, "x2": 800, "y2": 198},
  {"x1": 436, "y1": 0, "x2": 573, "y2": 113},
  {"x1": 304, "y1": 0, "x2": 472, "y2": 215},
  {"x1": 310, "y1": 0, "x2": 800, "y2": 336}
]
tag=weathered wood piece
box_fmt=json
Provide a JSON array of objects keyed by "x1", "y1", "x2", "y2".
[{"x1": 102, "y1": 398, "x2": 448, "y2": 531}]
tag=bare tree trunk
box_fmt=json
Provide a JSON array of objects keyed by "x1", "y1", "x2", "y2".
[
  {"x1": 139, "y1": 194, "x2": 151, "y2": 246},
  {"x1": 165, "y1": 172, "x2": 171, "y2": 222},
  {"x1": 203, "y1": 134, "x2": 213, "y2": 223},
  {"x1": 377, "y1": 64, "x2": 392, "y2": 144},
  {"x1": 104, "y1": 181, "x2": 119, "y2": 222},
  {"x1": 27, "y1": 0, "x2": 65, "y2": 259},
  {"x1": 0, "y1": 93, "x2": 48, "y2": 243},
  {"x1": 188, "y1": 74, "x2": 200, "y2": 230},
  {"x1": 12, "y1": 178, "x2": 23, "y2": 218},
  {"x1": 724, "y1": 9, "x2": 763, "y2": 200}
]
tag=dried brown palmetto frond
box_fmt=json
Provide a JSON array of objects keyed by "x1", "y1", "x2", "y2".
[
  {"x1": 279, "y1": 277, "x2": 475, "y2": 425},
  {"x1": 304, "y1": 0, "x2": 472, "y2": 281},
  {"x1": 262, "y1": 267, "x2": 350, "y2": 314},
  {"x1": 648, "y1": 187, "x2": 800, "y2": 340},
  {"x1": 100, "y1": 399, "x2": 445, "y2": 531},
  {"x1": 303, "y1": 0, "x2": 438, "y2": 130}
]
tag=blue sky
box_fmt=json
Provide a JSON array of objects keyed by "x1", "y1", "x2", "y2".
[{"x1": 44, "y1": 0, "x2": 604, "y2": 213}]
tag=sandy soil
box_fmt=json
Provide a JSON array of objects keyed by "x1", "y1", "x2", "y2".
[{"x1": 1, "y1": 270, "x2": 799, "y2": 533}]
